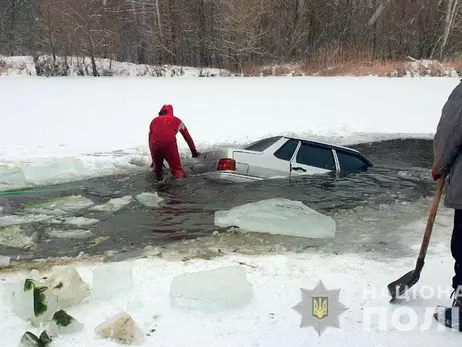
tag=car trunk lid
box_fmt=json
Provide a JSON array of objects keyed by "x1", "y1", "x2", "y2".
[{"x1": 191, "y1": 148, "x2": 257, "y2": 175}]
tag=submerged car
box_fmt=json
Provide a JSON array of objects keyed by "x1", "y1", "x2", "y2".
[{"x1": 190, "y1": 135, "x2": 373, "y2": 183}]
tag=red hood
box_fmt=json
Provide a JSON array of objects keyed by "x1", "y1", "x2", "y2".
[{"x1": 158, "y1": 104, "x2": 174, "y2": 116}]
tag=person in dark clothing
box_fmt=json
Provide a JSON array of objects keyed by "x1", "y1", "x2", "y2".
[
  {"x1": 148, "y1": 104, "x2": 199, "y2": 180},
  {"x1": 432, "y1": 80, "x2": 462, "y2": 327}
]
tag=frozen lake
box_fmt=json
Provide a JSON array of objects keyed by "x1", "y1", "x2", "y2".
[{"x1": 0, "y1": 138, "x2": 451, "y2": 262}]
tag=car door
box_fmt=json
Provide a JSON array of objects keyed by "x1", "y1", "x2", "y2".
[
  {"x1": 289, "y1": 141, "x2": 337, "y2": 176},
  {"x1": 247, "y1": 138, "x2": 300, "y2": 178},
  {"x1": 334, "y1": 148, "x2": 371, "y2": 172}
]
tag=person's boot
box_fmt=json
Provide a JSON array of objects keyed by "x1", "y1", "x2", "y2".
[
  {"x1": 434, "y1": 289, "x2": 462, "y2": 331},
  {"x1": 452, "y1": 289, "x2": 462, "y2": 308}
]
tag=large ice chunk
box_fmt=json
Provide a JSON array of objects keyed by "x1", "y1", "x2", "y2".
[
  {"x1": 47, "y1": 310, "x2": 84, "y2": 337},
  {"x1": 169, "y1": 266, "x2": 253, "y2": 313},
  {"x1": 19, "y1": 331, "x2": 52, "y2": 347},
  {"x1": 0, "y1": 214, "x2": 51, "y2": 227},
  {"x1": 135, "y1": 192, "x2": 164, "y2": 207},
  {"x1": 92, "y1": 262, "x2": 133, "y2": 301},
  {"x1": 48, "y1": 216, "x2": 99, "y2": 226},
  {"x1": 0, "y1": 226, "x2": 34, "y2": 249},
  {"x1": 46, "y1": 229, "x2": 93, "y2": 239},
  {"x1": 0, "y1": 163, "x2": 26, "y2": 186},
  {"x1": 0, "y1": 255, "x2": 10, "y2": 267},
  {"x1": 42, "y1": 266, "x2": 91, "y2": 309},
  {"x1": 95, "y1": 311, "x2": 144, "y2": 345},
  {"x1": 90, "y1": 196, "x2": 133, "y2": 212},
  {"x1": 214, "y1": 198, "x2": 336, "y2": 238},
  {"x1": 24, "y1": 195, "x2": 94, "y2": 215},
  {"x1": 9, "y1": 274, "x2": 59, "y2": 327},
  {"x1": 19, "y1": 157, "x2": 86, "y2": 186}
]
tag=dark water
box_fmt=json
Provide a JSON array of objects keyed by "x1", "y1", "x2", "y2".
[{"x1": 0, "y1": 138, "x2": 436, "y2": 260}]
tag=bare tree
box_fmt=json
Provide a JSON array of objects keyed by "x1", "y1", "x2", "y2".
[
  {"x1": 36, "y1": 0, "x2": 62, "y2": 63},
  {"x1": 440, "y1": 0, "x2": 460, "y2": 59},
  {"x1": 56, "y1": 0, "x2": 121, "y2": 76},
  {"x1": 2, "y1": 0, "x2": 462, "y2": 73},
  {"x1": 213, "y1": 0, "x2": 269, "y2": 72}
]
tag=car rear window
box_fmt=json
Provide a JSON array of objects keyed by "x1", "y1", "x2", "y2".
[
  {"x1": 274, "y1": 139, "x2": 299, "y2": 161},
  {"x1": 295, "y1": 143, "x2": 336, "y2": 170},
  {"x1": 336, "y1": 149, "x2": 370, "y2": 171},
  {"x1": 244, "y1": 136, "x2": 281, "y2": 152}
]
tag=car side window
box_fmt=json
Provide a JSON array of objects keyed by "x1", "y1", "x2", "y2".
[
  {"x1": 274, "y1": 139, "x2": 299, "y2": 161},
  {"x1": 244, "y1": 136, "x2": 281, "y2": 152},
  {"x1": 295, "y1": 143, "x2": 336, "y2": 170},
  {"x1": 336, "y1": 150, "x2": 369, "y2": 171}
]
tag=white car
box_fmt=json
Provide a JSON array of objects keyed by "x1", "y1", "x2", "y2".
[{"x1": 190, "y1": 135, "x2": 373, "y2": 183}]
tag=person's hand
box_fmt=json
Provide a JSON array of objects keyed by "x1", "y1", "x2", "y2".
[{"x1": 431, "y1": 169, "x2": 440, "y2": 181}]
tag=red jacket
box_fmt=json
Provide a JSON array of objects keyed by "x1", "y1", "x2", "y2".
[{"x1": 149, "y1": 104, "x2": 198, "y2": 156}]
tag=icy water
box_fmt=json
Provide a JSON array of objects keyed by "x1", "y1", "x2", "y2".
[{"x1": 0, "y1": 138, "x2": 449, "y2": 261}]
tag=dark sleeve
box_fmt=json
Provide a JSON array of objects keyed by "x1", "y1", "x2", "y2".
[{"x1": 433, "y1": 88, "x2": 462, "y2": 175}]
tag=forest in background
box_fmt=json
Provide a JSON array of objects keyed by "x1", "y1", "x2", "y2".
[{"x1": 1, "y1": 0, "x2": 462, "y2": 76}]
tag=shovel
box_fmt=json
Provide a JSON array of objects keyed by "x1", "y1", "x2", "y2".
[{"x1": 387, "y1": 175, "x2": 446, "y2": 302}]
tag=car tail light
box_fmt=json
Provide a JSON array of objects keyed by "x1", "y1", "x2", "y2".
[{"x1": 217, "y1": 158, "x2": 236, "y2": 171}]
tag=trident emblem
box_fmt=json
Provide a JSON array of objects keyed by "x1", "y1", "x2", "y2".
[{"x1": 312, "y1": 296, "x2": 329, "y2": 320}]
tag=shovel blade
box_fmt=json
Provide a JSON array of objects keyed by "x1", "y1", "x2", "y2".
[{"x1": 388, "y1": 269, "x2": 421, "y2": 302}]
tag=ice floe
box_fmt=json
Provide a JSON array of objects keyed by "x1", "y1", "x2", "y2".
[
  {"x1": 0, "y1": 226, "x2": 34, "y2": 249},
  {"x1": 135, "y1": 192, "x2": 164, "y2": 207},
  {"x1": 214, "y1": 198, "x2": 336, "y2": 238},
  {"x1": 46, "y1": 229, "x2": 94, "y2": 239},
  {"x1": 24, "y1": 195, "x2": 94, "y2": 215},
  {"x1": 169, "y1": 265, "x2": 254, "y2": 313},
  {"x1": 90, "y1": 195, "x2": 133, "y2": 212}
]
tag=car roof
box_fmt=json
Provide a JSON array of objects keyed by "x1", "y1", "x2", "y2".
[
  {"x1": 243, "y1": 135, "x2": 372, "y2": 166},
  {"x1": 280, "y1": 135, "x2": 361, "y2": 153},
  {"x1": 281, "y1": 136, "x2": 373, "y2": 165}
]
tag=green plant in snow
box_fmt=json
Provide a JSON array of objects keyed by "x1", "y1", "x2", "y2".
[
  {"x1": 33, "y1": 286, "x2": 49, "y2": 317},
  {"x1": 22, "y1": 278, "x2": 52, "y2": 318},
  {"x1": 19, "y1": 331, "x2": 52, "y2": 347},
  {"x1": 53, "y1": 310, "x2": 73, "y2": 327}
]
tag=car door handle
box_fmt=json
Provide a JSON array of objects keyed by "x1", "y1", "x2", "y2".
[{"x1": 291, "y1": 166, "x2": 306, "y2": 172}]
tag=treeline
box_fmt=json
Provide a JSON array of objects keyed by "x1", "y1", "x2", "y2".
[{"x1": 1, "y1": 0, "x2": 461, "y2": 74}]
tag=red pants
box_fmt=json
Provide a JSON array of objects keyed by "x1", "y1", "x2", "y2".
[{"x1": 150, "y1": 141, "x2": 185, "y2": 179}]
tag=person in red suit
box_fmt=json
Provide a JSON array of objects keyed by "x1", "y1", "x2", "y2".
[{"x1": 148, "y1": 104, "x2": 199, "y2": 180}]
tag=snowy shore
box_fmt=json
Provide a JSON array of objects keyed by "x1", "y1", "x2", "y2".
[{"x1": 1, "y1": 236, "x2": 462, "y2": 346}]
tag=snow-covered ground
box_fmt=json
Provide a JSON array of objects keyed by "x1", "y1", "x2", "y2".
[
  {"x1": 0, "y1": 72, "x2": 461, "y2": 345},
  {"x1": 0, "y1": 76, "x2": 458, "y2": 191},
  {"x1": 1, "y1": 232, "x2": 462, "y2": 346}
]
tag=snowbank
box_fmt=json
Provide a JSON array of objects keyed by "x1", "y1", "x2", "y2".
[
  {"x1": 252, "y1": 58, "x2": 461, "y2": 78},
  {"x1": 1, "y1": 55, "x2": 459, "y2": 78},
  {"x1": 0, "y1": 55, "x2": 231, "y2": 77},
  {"x1": 1, "y1": 249, "x2": 462, "y2": 346},
  {"x1": 0, "y1": 76, "x2": 458, "y2": 191}
]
